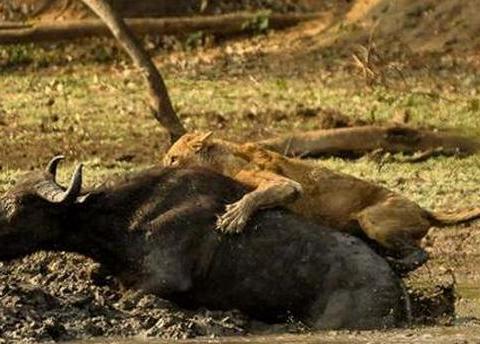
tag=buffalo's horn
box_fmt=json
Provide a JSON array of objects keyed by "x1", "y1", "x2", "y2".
[
  {"x1": 46, "y1": 155, "x2": 65, "y2": 180},
  {"x1": 36, "y1": 162, "x2": 83, "y2": 204}
]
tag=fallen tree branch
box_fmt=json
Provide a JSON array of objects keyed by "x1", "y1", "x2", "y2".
[
  {"x1": 257, "y1": 125, "x2": 479, "y2": 158},
  {"x1": 393, "y1": 147, "x2": 449, "y2": 163},
  {"x1": 0, "y1": 22, "x2": 32, "y2": 30},
  {"x1": 81, "y1": 0, "x2": 185, "y2": 142},
  {"x1": 0, "y1": 12, "x2": 323, "y2": 44}
]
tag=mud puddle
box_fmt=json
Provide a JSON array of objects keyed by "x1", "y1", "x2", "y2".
[
  {"x1": 1, "y1": 250, "x2": 477, "y2": 342},
  {"x1": 68, "y1": 285, "x2": 480, "y2": 344},
  {"x1": 71, "y1": 325, "x2": 480, "y2": 344}
]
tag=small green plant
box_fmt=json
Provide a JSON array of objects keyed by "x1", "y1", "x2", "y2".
[
  {"x1": 92, "y1": 45, "x2": 115, "y2": 63},
  {"x1": 0, "y1": 44, "x2": 34, "y2": 68},
  {"x1": 185, "y1": 31, "x2": 205, "y2": 50},
  {"x1": 242, "y1": 11, "x2": 271, "y2": 34}
]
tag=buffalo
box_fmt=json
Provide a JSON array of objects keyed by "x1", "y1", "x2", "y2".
[{"x1": 0, "y1": 156, "x2": 409, "y2": 329}]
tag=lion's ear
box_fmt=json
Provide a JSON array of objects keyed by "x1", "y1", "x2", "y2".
[{"x1": 188, "y1": 131, "x2": 213, "y2": 152}]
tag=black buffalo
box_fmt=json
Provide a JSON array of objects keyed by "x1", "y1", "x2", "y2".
[{"x1": 0, "y1": 156, "x2": 409, "y2": 329}]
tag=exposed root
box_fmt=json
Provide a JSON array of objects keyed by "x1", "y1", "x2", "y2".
[{"x1": 257, "y1": 125, "x2": 478, "y2": 159}]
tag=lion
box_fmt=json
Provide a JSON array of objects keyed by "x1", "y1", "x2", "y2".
[{"x1": 163, "y1": 132, "x2": 480, "y2": 273}]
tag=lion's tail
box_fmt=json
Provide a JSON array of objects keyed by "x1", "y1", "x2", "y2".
[{"x1": 427, "y1": 208, "x2": 480, "y2": 226}]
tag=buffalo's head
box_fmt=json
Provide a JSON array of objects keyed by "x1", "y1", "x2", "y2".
[{"x1": 0, "y1": 156, "x2": 83, "y2": 260}]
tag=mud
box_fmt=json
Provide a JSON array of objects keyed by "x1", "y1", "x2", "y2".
[
  {"x1": 0, "y1": 248, "x2": 457, "y2": 343},
  {"x1": 71, "y1": 325, "x2": 480, "y2": 344},
  {"x1": 0, "y1": 251, "x2": 253, "y2": 343}
]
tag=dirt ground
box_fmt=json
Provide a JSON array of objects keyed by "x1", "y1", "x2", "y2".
[
  {"x1": 1, "y1": 0, "x2": 480, "y2": 342},
  {"x1": 3, "y1": 0, "x2": 480, "y2": 55}
]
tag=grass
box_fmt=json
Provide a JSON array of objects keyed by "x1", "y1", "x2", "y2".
[
  {"x1": 1, "y1": 39, "x2": 480, "y2": 291},
  {"x1": 2, "y1": 59, "x2": 480, "y2": 210}
]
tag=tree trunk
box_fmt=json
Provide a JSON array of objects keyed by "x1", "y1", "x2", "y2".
[
  {"x1": 257, "y1": 125, "x2": 479, "y2": 158},
  {"x1": 81, "y1": 0, "x2": 186, "y2": 142}
]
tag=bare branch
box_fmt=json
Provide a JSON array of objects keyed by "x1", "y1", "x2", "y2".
[{"x1": 81, "y1": 0, "x2": 186, "y2": 142}]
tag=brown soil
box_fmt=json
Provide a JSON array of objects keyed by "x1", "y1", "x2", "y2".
[{"x1": 4, "y1": 0, "x2": 480, "y2": 55}]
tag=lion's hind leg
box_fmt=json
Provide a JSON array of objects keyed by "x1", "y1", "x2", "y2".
[{"x1": 355, "y1": 197, "x2": 431, "y2": 274}]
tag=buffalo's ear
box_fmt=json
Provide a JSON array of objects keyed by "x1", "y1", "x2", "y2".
[{"x1": 188, "y1": 131, "x2": 213, "y2": 152}]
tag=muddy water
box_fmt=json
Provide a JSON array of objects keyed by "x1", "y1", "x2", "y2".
[
  {"x1": 71, "y1": 285, "x2": 480, "y2": 344},
  {"x1": 72, "y1": 326, "x2": 480, "y2": 344}
]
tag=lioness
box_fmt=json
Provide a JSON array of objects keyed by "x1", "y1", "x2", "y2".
[{"x1": 163, "y1": 132, "x2": 480, "y2": 272}]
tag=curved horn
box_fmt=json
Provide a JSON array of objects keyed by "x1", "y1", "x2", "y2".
[
  {"x1": 46, "y1": 155, "x2": 65, "y2": 180},
  {"x1": 60, "y1": 164, "x2": 83, "y2": 203},
  {"x1": 36, "y1": 161, "x2": 83, "y2": 204}
]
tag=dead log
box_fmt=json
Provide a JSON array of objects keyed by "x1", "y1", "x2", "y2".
[
  {"x1": 0, "y1": 12, "x2": 323, "y2": 44},
  {"x1": 0, "y1": 22, "x2": 30, "y2": 30},
  {"x1": 257, "y1": 125, "x2": 479, "y2": 158},
  {"x1": 81, "y1": 0, "x2": 185, "y2": 142}
]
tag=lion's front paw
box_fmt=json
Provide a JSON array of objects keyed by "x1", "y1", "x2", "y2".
[{"x1": 216, "y1": 200, "x2": 253, "y2": 234}]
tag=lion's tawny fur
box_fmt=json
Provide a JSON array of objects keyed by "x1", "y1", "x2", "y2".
[{"x1": 164, "y1": 132, "x2": 480, "y2": 269}]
